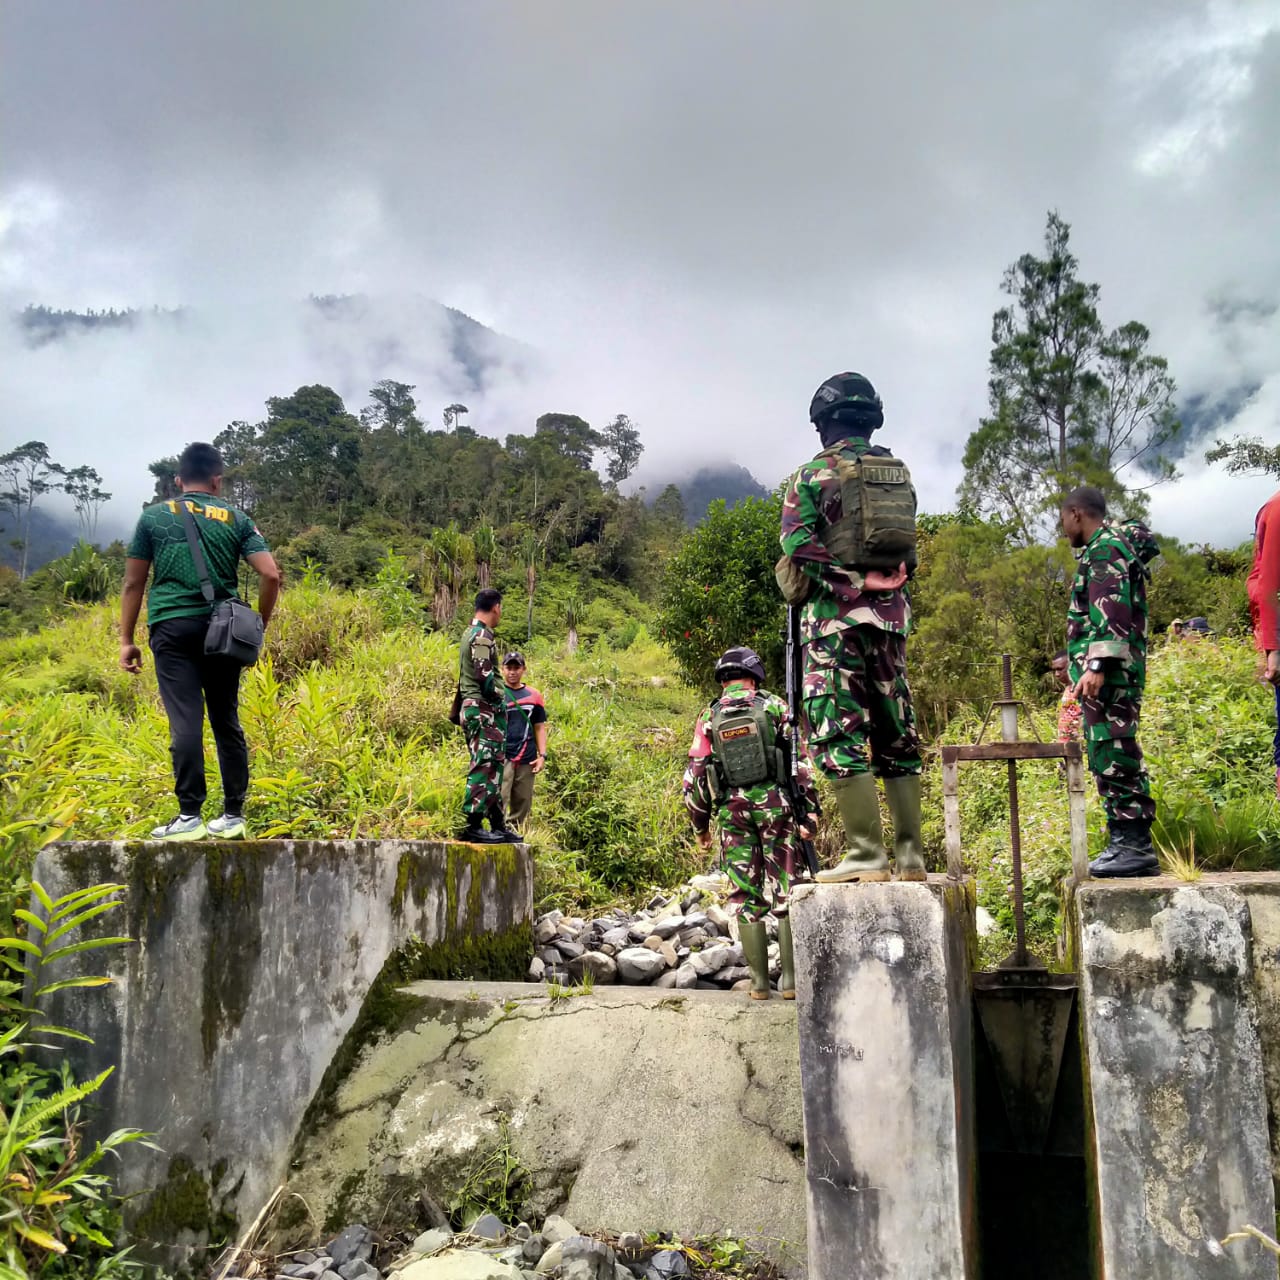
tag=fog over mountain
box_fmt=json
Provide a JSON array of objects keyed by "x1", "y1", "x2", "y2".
[{"x1": 3, "y1": 2, "x2": 1279, "y2": 545}]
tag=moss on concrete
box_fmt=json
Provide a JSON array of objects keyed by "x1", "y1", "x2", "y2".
[
  {"x1": 130, "y1": 1153, "x2": 238, "y2": 1251},
  {"x1": 200, "y1": 843, "x2": 267, "y2": 1063}
]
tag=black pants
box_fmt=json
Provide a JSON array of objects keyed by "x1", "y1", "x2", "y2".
[{"x1": 149, "y1": 616, "x2": 248, "y2": 815}]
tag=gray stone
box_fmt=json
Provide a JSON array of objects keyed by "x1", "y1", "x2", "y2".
[
  {"x1": 681, "y1": 889, "x2": 703, "y2": 912},
  {"x1": 615, "y1": 947, "x2": 667, "y2": 983},
  {"x1": 614, "y1": 1266, "x2": 634, "y2": 1280},
  {"x1": 602, "y1": 926, "x2": 631, "y2": 949},
  {"x1": 412, "y1": 1229, "x2": 454, "y2": 1256},
  {"x1": 541, "y1": 1215, "x2": 576, "y2": 1244},
  {"x1": 328, "y1": 1226, "x2": 375, "y2": 1268},
  {"x1": 319, "y1": 1271, "x2": 344, "y2": 1280},
  {"x1": 513, "y1": 1223, "x2": 532, "y2": 1243},
  {"x1": 673, "y1": 962, "x2": 698, "y2": 989},
  {"x1": 643, "y1": 1250, "x2": 688, "y2": 1280},
  {"x1": 642, "y1": 935, "x2": 663, "y2": 951},
  {"x1": 561, "y1": 1235, "x2": 616, "y2": 1280},
  {"x1": 534, "y1": 1241, "x2": 564, "y2": 1274},
  {"x1": 652, "y1": 971, "x2": 678, "y2": 989},
  {"x1": 705, "y1": 904, "x2": 731, "y2": 933},
  {"x1": 538, "y1": 947, "x2": 562, "y2": 966},
  {"x1": 398, "y1": 1253, "x2": 522, "y2": 1280},
  {"x1": 677, "y1": 927, "x2": 707, "y2": 949},
  {"x1": 496, "y1": 1247, "x2": 526, "y2": 1267},
  {"x1": 553, "y1": 939, "x2": 586, "y2": 961},
  {"x1": 682, "y1": 911, "x2": 709, "y2": 930},
  {"x1": 294, "y1": 1254, "x2": 320, "y2": 1267},
  {"x1": 281, "y1": 1264, "x2": 327, "y2": 1280},
  {"x1": 568, "y1": 952, "x2": 618, "y2": 984},
  {"x1": 714, "y1": 965, "x2": 750, "y2": 986},
  {"x1": 339, "y1": 1261, "x2": 380, "y2": 1280},
  {"x1": 650, "y1": 917, "x2": 684, "y2": 940},
  {"x1": 731, "y1": 979, "x2": 752, "y2": 992},
  {"x1": 521, "y1": 1233, "x2": 545, "y2": 1263},
  {"x1": 526, "y1": 955, "x2": 546, "y2": 983},
  {"x1": 689, "y1": 946, "x2": 733, "y2": 977},
  {"x1": 791, "y1": 880, "x2": 976, "y2": 1280},
  {"x1": 616, "y1": 1233, "x2": 643, "y2": 1253},
  {"x1": 468, "y1": 1212, "x2": 507, "y2": 1241},
  {"x1": 658, "y1": 940, "x2": 678, "y2": 967},
  {"x1": 535, "y1": 918, "x2": 559, "y2": 945},
  {"x1": 628, "y1": 921, "x2": 654, "y2": 943},
  {"x1": 644, "y1": 893, "x2": 669, "y2": 911}
]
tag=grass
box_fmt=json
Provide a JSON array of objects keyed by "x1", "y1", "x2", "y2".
[{"x1": 0, "y1": 583, "x2": 707, "y2": 914}]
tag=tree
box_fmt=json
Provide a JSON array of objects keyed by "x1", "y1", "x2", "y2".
[
  {"x1": 959, "y1": 211, "x2": 1180, "y2": 540},
  {"x1": 534, "y1": 413, "x2": 601, "y2": 470},
  {"x1": 599, "y1": 413, "x2": 644, "y2": 486},
  {"x1": 146, "y1": 456, "x2": 181, "y2": 504},
  {"x1": 0, "y1": 441, "x2": 63, "y2": 579},
  {"x1": 57, "y1": 465, "x2": 111, "y2": 540},
  {"x1": 521, "y1": 530, "x2": 544, "y2": 642},
  {"x1": 443, "y1": 403, "x2": 470, "y2": 432},
  {"x1": 472, "y1": 523, "x2": 496, "y2": 589},
  {"x1": 564, "y1": 593, "x2": 582, "y2": 656},
  {"x1": 657, "y1": 495, "x2": 785, "y2": 691},
  {"x1": 362, "y1": 380, "x2": 422, "y2": 434},
  {"x1": 1206, "y1": 435, "x2": 1280, "y2": 478}
]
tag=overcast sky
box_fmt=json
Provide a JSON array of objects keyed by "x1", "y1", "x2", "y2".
[{"x1": 2, "y1": 0, "x2": 1278, "y2": 544}]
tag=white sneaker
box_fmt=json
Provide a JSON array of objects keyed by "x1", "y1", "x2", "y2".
[
  {"x1": 206, "y1": 814, "x2": 247, "y2": 839},
  {"x1": 150, "y1": 814, "x2": 207, "y2": 841}
]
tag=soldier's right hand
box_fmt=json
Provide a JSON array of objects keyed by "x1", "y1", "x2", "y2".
[
  {"x1": 864, "y1": 562, "x2": 908, "y2": 591},
  {"x1": 1266, "y1": 651, "x2": 1280, "y2": 686}
]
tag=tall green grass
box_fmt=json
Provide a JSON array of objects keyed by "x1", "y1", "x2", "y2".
[
  {"x1": 0, "y1": 585, "x2": 706, "y2": 912},
  {"x1": 931, "y1": 635, "x2": 1280, "y2": 962}
]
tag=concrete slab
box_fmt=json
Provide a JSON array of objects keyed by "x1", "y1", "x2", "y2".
[
  {"x1": 790, "y1": 878, "x2": 978, "y2": 1280},
  {"x1": 282, "y1": 980, "x2": 807, "y2": 1274},
  {"x1": 1077, "y1": 880, "x2": 1277, "y2": 1278},
  {"x1": 31, "y1": 839, "x2": 532, "y2": 1259}
]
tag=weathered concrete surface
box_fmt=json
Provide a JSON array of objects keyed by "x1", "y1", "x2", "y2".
[
  {"x1": 1077, "y1": 879, "x2": 1276, "y2": 1278},
  {"x1": 790, "y1": 878, "x2": 978, "y2": 1280},
  {"x1": 282, "y1": 981, "x2": 807, "y2": 1274},
  {"x1": 32, "y1": 840, "x2": 532, "y2": 1257}
]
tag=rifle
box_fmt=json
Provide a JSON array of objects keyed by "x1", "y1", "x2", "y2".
[{"x1": 783, "y1": 604, "x2": 820, "y2": 877}]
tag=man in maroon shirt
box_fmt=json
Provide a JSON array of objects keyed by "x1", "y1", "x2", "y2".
[{"x1": 1248, "y1": 488, "x2": 1280, "y2": 796}]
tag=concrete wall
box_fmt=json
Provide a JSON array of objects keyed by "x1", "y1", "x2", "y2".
[
  {"x1": 282, "y1": 981, "x2": 808, "y2": 1274},
  {"x1": 32, "y1": 839, "x2": 532, "y2": 1257},
  {"x1": 1076, "y1": 877, "x2": 1279, "y2": 1279},
  {"x1": 790, "y1": 879, "x2": 978, "y2": 1280}
]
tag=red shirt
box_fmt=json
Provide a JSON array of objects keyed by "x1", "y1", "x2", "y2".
[{"x1": 1248, "y1": 491, "x2": 1280, "y2": 651}]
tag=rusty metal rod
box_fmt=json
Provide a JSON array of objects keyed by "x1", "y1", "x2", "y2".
[{"x1": 1001, "y1": 654, "x2": 1028, "y2": 966}]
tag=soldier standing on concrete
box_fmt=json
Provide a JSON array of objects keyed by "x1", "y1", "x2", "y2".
[
  {"x1": 458, "y1": 588, "x2": 518, "y2": 843},
  {"x1": 1061, "y1": 486, "x2": 1159, "y2": 877},
  {"x1": 777, "y1": 371, "x2": 926, "y2": 884},
  {"x1": 683, "y1": 647, "x2": 818, "y2": 1000}
]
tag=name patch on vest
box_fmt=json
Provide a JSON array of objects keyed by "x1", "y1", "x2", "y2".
[
  {"x1": 862, "y1": 465, "x2": 907, "y2": 485},
  {"x1": 720, "y1": 724, "x2": 757, "y2": 741}
]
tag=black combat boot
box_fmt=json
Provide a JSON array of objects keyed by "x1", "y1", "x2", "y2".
[
  {"x1": 487, "y1": 802, "x2": 522, "y2": 843},
  {"x1": 458, "y1": 809, "x2": 505, "y2": 843},
  {"x1": 1089, "y1": 820, "x2": 1159, "y2": 878}
]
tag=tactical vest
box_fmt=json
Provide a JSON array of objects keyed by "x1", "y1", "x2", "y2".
[
  {"x1": 709, "y1": 695, "x2": 779, "y2": 789},
  {"x1": 819, "y1": 445, "x2": 918, "y2": 573},
  {"x1": 458, "y1": 623, "x2": 495, "y2": 701}
]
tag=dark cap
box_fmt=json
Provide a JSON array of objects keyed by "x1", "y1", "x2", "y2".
[
  {"x1": 1184, "y1": 617, "x2": 1213, "y2": 635},
  {"x1": 503, "y1": 651, "x2": 526, "y2": 666}
]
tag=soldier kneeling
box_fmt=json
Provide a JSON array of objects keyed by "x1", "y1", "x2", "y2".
[{"x1": 683, "y1": 647, "x2": 818, "y2": 1001}]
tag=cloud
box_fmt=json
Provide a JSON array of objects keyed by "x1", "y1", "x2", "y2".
[{"x1": 1, "y1": 1, "x2": 1277, "y2": 546}]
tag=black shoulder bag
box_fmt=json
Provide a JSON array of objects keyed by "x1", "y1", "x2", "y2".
[{"x1": 176, "y1": 497, "x2": 265, "y2": 666}]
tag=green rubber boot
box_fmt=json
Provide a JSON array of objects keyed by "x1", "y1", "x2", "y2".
[
  {"x1": 777, "y1": 915, "x2": 796, "y2": 999},
  {"x1": 816, "y1": 774, "x2": 891, "y2": 882},
  {"x1": 884, "y1": 775, "x2": 927, "y2": 882},
  {"x1": 738, "y1": 918, "x2": 772, "y2": 1001}
]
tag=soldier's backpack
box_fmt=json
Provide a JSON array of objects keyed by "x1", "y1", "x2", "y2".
[
  {"x1": 708, "y1": 695, "x2": 780, "y2": 790},
  {"x1": 818, "y1": 444, "x2": 918, "y2": 573}
]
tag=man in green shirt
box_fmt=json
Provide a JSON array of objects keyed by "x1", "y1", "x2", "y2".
[{"x1": 120, "y1": 442, "x2": 281, "y2": 840}]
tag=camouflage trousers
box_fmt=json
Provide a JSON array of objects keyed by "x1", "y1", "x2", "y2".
[
  {"x1": 801, "y1": 627, "x2": 922, "y2": 780},
  {"x1": 461, "y1": 700, "x2": 506, "y2": 820},
  {"x1": 717, "y1": 784, "x2": 799, "y2": 923},
  {"x1": 1082, "y1": 691, "x2": 1155, "y2": 824}
]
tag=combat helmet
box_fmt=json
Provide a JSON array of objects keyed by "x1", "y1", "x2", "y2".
[
  {"x1": 809, "y1": 371, "x2": 883, "y2": 426},
  {"x1": 714, "y1": 646, "x2": 766, "y2": 684}
]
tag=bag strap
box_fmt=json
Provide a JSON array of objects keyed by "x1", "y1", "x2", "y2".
[{"x1": 175, "y1": 495, "x2": 218, "y2": 604}]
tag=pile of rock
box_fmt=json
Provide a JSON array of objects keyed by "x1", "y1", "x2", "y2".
[
  {"x1": 271, "y1": 1214, "x2": 706, "y2": 1280},
  {"x1": 527, "y1": 875, "x2": 787, "y2": 994}
]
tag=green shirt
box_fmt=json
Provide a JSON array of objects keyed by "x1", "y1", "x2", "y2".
[{"x1": 128, "y1": 494, "x2": 269, "y2": 625}]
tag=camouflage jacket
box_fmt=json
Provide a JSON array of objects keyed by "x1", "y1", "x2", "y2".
[
  {"x1": 682, "y1": 680, "x2": 818, "y2": 834},
  {"x1": 780, "y1": 435, "x2": 911, "y2": 642},
  {"x1": 458, "y1": 620, "x2": 500, "y2": 705},
  {"x1": 1065, "y1": 525, "x2": 1149, "y2": 693}
]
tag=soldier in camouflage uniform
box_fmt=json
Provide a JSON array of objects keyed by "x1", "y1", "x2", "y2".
[
  {"x1": 683, "y1": 647, "x2": 818, "y2": 999},
  {"x1": 1062, "y1": 486, "x2": 1159, "y2": 877},
  {"x1": 458, "y1": 587, "x2": 518, "y2": 843},
  {"x1": 777, "y1": 372, "x2": 925, "y2": 883}
]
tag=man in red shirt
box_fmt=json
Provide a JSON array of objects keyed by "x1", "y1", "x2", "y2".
[{"x1": 1248, "y1": 488, "x2": 1280, "y2": 796}]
